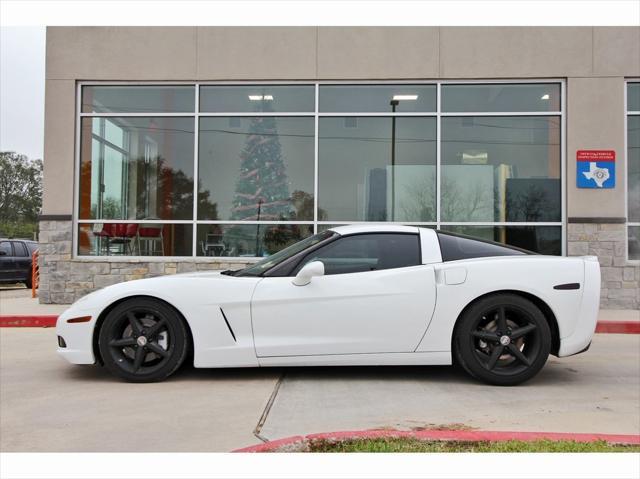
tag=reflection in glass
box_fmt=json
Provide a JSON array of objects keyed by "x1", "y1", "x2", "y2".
[
  {"x1": 628, "y1": 82, "x2": 640, "y2": 112},
  {"x1": 200, "y1": 85, "x2": 315, "y2": 112},
  {"x1": 79, "y1": 117, "x2": 195, "y2": 221},
  {"x1": 629, "y1": 226, "x2": 640, "y2": 261},
  {"x1": 77, "y1": 223, "x2": 193, "y2": 256},
  {"x1": 319, "y1": 85, "x2": 436, "y2": 112},
  {"x1": 196, "y1": 224, "x2": 313, "y2": 257},
  {"x1": 628, "y1": 115, "x2": 640, "y2": 222},
  {"x1": 441, "y1": 116, "x2": 560, "y2": 222},
  {"x1": 442, "y1": 84, "x2": 560, "y2": 112},
  {"x1": 318, "y1": 117, "x2": 436, "y2": 222},
  {"x1": 81, "y1": 86, "x2": 195, "y2": 113},
  {"x1": 441, "y1": 225, "x2": 561, "y2": 256},
  {"x1": 198, "y1": 117, "x2": 314, "y2": 221}
]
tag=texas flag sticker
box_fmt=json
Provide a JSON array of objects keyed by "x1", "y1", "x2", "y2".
[{"x1": 576, "y1": 150, "x2": 615, "y2": 189}]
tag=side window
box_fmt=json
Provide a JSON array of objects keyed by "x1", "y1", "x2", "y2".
[
  {"x1": 437, "y1": 232, "x2": 528, "y2": 261},
  {"x1": 0, "y1": 241, "x2": 12, "y2": 257},
  {"x1": 295, "y1": 233, "x2": 421, "y2": 276},
  {"x1": 12, "y1": 242, "x2": 28, "y2": 257}
]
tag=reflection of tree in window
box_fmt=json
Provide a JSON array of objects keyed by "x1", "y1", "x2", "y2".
[
  {"x1": 440, "y1": 175, "x2": 493, "y2": 221},
  {"x1": 231, "y1": 115, "x2": 292, "y2": 221}
]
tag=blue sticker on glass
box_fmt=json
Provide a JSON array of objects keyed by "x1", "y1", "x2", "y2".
[{"x1": 577, "y1": 161, "x2": 615, "y2": 189}]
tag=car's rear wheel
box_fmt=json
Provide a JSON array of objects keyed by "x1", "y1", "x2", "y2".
[
  {"x1": 453, "y1": 294, "x2": 551, "y2": 386},
  {"x1": 98, "y1": 298, "x2": 188, "y2": 382}
]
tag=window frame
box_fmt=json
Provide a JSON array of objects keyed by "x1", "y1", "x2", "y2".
[
  {"x1": 626, "y1": 79, "x2": 640, "y2": 264},
  {"x1": 73, "y1": 80, "x2": 566, "y2": 260}
]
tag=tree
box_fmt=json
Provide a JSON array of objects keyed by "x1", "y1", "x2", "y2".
[{"x1": 0, "y1": 152, "x2": 43, "y2": 238}]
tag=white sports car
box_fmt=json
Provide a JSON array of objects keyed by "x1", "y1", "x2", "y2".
[{"x1": 57, "y1": 225, "x2": 601, "y2": 385}]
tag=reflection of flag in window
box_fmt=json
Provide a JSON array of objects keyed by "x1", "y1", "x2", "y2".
[{"x1": 231, "y1": 115, "x2": 292, "y2": 221}]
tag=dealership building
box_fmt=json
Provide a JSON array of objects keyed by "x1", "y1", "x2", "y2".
[{"x1": 38, "y1": 26, "x2": 639, "y2": 309}]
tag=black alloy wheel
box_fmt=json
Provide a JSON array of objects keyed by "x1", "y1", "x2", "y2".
[
  {"x1": 454, "y1": 293, "x2": 551, "y2": 386},
  {"x1": 98, "y1": 298, "x2": 188, "y2": 382}
]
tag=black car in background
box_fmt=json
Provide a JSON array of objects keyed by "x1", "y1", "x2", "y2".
[{"x1": 0, "y1": 239, "x2": 38, "y2": 288}]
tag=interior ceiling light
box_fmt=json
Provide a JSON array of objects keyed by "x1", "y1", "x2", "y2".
[
  {"x1": 541, "y1": 94, "x2": 550, "y2": 100},
  {"x1": 248, "y1": 95, "x2": 274, "y2": 101},
  {"x1": 392, "y1": 95, "x2": 418, "y2": 101}
]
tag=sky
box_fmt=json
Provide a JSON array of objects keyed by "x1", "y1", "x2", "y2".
[{"x1": 0, "y1": 26, "x2": 46, "y2": 160}]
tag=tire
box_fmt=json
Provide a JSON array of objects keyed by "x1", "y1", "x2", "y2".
[
  {"x1": 453, "y1": 293, "x2": 551, "y2": 386},
  {"x1": 98, "y1": 298, "x2": 188, "y2": 382},
  {"x1": 25, "y1": 276, "x2": 32, "y2": 289}
]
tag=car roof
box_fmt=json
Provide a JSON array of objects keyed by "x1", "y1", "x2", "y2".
[
  {"x1": 328, "y1": 224, "x2": 422, "y2": 235},
  {"x1": 0, "y1": 238, "x2": 37, "y2": 243}
]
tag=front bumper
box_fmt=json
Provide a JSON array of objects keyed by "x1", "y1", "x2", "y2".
[{"x1": 56, "y1": 306, "x2": 99, "y2": 364}]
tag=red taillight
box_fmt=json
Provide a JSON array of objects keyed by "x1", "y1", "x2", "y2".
[{"x1": 67, "y1": 316, "x2": 92, "y2": 324}]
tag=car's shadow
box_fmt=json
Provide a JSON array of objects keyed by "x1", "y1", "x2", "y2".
[{"x1": 63, "y1": 360, "x2": 580, "y2": 387}]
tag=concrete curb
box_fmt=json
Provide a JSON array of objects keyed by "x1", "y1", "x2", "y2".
[
  {"x1": 1, "y1": 315, "x2": 638, "y2": 333},
  {"x1": 0, "y1": 315, "x2": 58, "y2": 327},
  {"x1": 233, "y1": 428, "x2": 640, "y2": 452}
]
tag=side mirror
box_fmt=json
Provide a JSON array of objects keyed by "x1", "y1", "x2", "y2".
[{"x1": 292, "y1": 260, "x2": 325, "y2": 286}]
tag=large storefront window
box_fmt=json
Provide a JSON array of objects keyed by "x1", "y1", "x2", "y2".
[
  {"x1": 76, "y1": 82, "x2": 564, "y2": 258},
  {"x1": 627, "y1": 81, "x2": 640, "y2": 261}
]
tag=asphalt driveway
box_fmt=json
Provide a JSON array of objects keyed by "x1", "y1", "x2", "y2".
[{"x1": 1, "y1": 328, "x2": 638, "y2": 452}]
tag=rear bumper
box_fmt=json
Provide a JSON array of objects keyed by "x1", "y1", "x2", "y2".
[{"x1": 558, "y1": 257, "x2": 600, "y2": 357}]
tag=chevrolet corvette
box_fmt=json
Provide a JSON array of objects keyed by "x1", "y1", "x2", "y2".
[{"x1": 56, "y1": 225, "x2": 601, "y2": 385}]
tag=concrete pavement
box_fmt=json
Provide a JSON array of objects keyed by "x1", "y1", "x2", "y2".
[
  {"x1": 258, "y1": 334, "x2": 640, "y2": 440},
  {"x1": 1, "y1": 327, "x2": 638, "y2": 451},
  {"x1": 0, "y1": 286, "x2": 68, "y2": 315},
  {"x1": 0, "y1": 328, "x2": 280, "y2": 452}
]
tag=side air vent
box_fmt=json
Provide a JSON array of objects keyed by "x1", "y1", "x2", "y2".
[
  {"x1": 553, "y1": 283, "x2": 580, "y2": 290},
  {"x1": 220, "y1": 308, "x2": 237, "y2": 342}
]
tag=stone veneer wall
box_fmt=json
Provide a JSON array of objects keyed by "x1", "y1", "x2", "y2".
[
  {"x1": 37, "y1": 220, "x2": 252, "y2": 304},
  {"x1": 567, "y1": 223, "x2": 640, "y2": 310},
  {"x1": 39, "y1": 220, "x2": 640, "y2": 309}
]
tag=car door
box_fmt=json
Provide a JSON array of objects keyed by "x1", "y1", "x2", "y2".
[
  {"x1": 0, "y1": 241, "x2": 15, "y2": 281},
  {"x1": 251, "y1": 233, "x2": 437, "y2": 357},
  {"x1": 12, "y1": 242, "x2": 31, "y2": 281}
]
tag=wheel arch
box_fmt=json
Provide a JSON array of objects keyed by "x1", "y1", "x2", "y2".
[
  {"x1": 451, "y1": 289, "x2": 560, "y2": 357},
  {"x1": 92, "y1": 295, "x2": 195, "y2": 366}
]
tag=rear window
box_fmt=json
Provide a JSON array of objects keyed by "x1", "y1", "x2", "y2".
[{"x1": 437, "y1": 232, "x2": 530, "y2": 262}]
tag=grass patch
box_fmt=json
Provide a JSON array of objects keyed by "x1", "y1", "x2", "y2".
[{"x1": 307, "y1": 438, "x2": 640, "y2": 453}]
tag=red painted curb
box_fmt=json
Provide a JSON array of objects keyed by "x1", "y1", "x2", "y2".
[
  {"x1": 0, "y1": 315, "x2": 58, "y2": 328},
  {"x1": 233, "y1": 429, "x2": 640, "y2": 452},
  {"x1": 595, "y1": 320, "x2": 640, "y2": 334}
]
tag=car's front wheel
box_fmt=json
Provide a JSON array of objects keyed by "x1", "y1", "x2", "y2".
[
  {"x1": 98, "y1": 298, "x2": 188, "y2": 382},
  {"x1": 453, "y1": 293, "x2": 551, "y2": 386}
]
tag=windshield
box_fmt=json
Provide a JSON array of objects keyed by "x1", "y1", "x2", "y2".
[{"x1": 234, "y1": 230, "x2": 337, "y2": 276}]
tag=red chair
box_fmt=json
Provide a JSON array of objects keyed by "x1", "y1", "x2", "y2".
[
  {"x1": 110, "y1": 223, "x2": 138, "y2": 255},
  {"x1": 137, "y1": 226, "x2": 164, "y2": 256},
  {"x1": 92, "y1": 223, "x2": 117, "y2": 255}
]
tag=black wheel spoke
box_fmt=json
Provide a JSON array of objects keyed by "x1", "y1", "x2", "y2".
[
  {"x1": 146, "y1": 318, "x2": 166, "y2": 338},
  {"x1": 507, "y1": 343, "x2": 531, "y2": 366},
  {"x1": 127, "y1": 312, "x2": 143, "y2": 335},
  {"x1": 471, "y1": 331, "x2": 500, "y2": 343},
  {"x1": 510, "y1": 323, "x2": 536, "y2": 339},
  {"x1": 147, "y1": 342, "x2": 169, "y2": 358},
  {"x1": 486, "y1": 345, "x2": 504, "y2": 370},
  {"x1": 109, "y1": 337, "x2": 136, "y2": 347},
  {"x1": 133, "y1": 347, "x2": 145, "y2": 371},
  {"x1": 496, "y1": 307, "x2": 508, "y2": 332}
]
